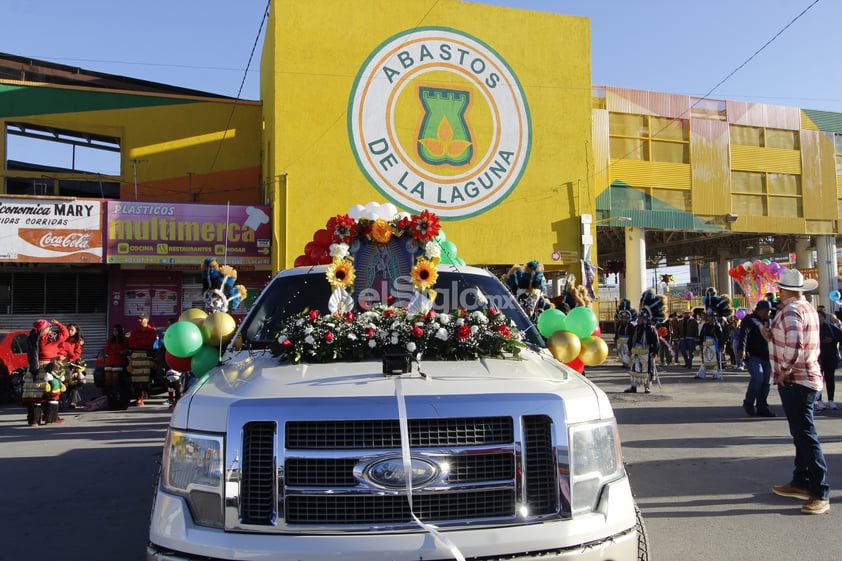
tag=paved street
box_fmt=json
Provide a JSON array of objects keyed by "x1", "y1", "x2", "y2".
[{"x1": 0, "y1": 365, "x2": 840, "y2": 561}]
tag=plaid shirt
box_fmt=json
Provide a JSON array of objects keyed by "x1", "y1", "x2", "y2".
[{"x1": 769, "y1": 295, "x2": 822, "y2": 390}]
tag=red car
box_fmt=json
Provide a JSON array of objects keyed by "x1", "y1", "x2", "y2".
[{"x1": 0, "y1": 330, "x2": 32, "y2": 403}]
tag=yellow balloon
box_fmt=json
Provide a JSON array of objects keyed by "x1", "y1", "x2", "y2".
[
  {"x1": 547, "y1": 330, "x2": 581, "y2": 363},
  {"x1": 579, "y1": 336, "x2": 609, "y2": 366},
  {"x1": 179, "y1": 308, "x2": 208, "y2": 327},
  {"x1": 203, "y1": 312, "x2": 237, "y2": 347}
]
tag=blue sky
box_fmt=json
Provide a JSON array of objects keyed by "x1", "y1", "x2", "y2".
[{"x1": 3, "y1": 0, "x2": 838, "y2": 111}]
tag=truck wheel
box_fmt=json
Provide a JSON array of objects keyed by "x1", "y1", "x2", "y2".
[{"x1": 635, "y1": 502, "x2": 650, "y2": 561}]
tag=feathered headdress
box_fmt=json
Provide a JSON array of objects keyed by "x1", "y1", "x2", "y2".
[
  {"x1": 202, "y1": 258, "x2": 248, "y2": 313},
  {"x1": 702, "y1": 287, "x2": 731, "y2": 318},
  {"x1": 638, "y1": 289, "x2": 666, "y2": 323},
  {"x1": 504, "y1": 260, "x2": 546, "y2": 293},
  {"x1": 616, "y1": 298, "x2": 637, "y2": 321}
]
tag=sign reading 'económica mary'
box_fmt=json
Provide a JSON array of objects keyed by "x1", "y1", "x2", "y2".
[{"x1": 348, "y1": 27, "x2": 531, "y2": 219}]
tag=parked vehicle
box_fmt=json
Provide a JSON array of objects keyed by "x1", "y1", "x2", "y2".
[
  {"x1": 0, "y1": 329, "x2": 31, "y2": 404},
  {"x1": 148, "y1": 263, "x2": 648, "y2": 561}
]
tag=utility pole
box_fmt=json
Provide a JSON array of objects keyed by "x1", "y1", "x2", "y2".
[{"x1": 132, "y1": 159, "x2": 147, "y2": 200}]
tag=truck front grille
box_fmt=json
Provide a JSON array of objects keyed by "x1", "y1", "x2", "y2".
[{"x1": 239, "y1": 415, "x2": 560, "y2": 529}]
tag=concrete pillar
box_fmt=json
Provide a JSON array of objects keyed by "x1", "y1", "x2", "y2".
[
  {"x1": 717, "y1": 250, "x2": 732, "y2": 304},
  {"x1": 624, "y1": 227, "x2": 646, "y2": 307},
  {"x1": 815, "y1": 234, "x2": 839, "y2": 312},
  {"x1": 795, "y1": 236, "x2": 812, "y2": 269}
]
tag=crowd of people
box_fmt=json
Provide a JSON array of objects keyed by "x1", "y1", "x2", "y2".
[
  {"x1": 21, "y1": 319, "x2": 87, "y2": 426},
  {"x1": 612, "y1": 268, "x2": 834, "y2": 515},
  {"x1": 21, "y1": 312, "x2": 196, "y2": 423}
]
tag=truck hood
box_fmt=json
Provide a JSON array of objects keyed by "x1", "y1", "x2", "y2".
[{"x1": 174, "y1": 348, "x2": 613, "y2": 432}]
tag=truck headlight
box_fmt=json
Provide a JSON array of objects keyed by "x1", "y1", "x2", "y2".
[
  {"x1": 161, "y1": 428, "x2": 225, "y2": 528},
  {"x1": 569, "y1": 419, "x2": 623, "y2": 514}
]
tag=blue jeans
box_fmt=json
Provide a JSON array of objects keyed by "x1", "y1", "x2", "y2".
[
  {"x1": 680, "y1": 337, "x2": 695, "y2": 367},
  {"x1": 777, "y1": 383, "x2": 830, "y2": 500},
  {"x1": 744, "y1": 356, "x2": 771, "y2": 410}
]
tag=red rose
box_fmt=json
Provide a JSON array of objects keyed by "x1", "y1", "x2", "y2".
[
  {"x1": 364, "y1": 327, "x2": 375, "y2": 339},
  {"x1": 325, "y1": 331, "x2": 335, "y2": 343},
  {"x1": 308, "y1": 310, "x2": 320, "y2": 321},
  {"x1": 412, "y1": 326, "x2": 424, "y2": 338},
  {"x1": 282, "y1": 339, "x2": 292, "y2": 347},
  {"x1": 384, "y1": 309, "x2": 393, "y2": 319},
  {"x1": 458, "y1": 325, "x2": 471, "y2": 339},
  {"x1": 496, "y1": 324, "x2": 511, "y2": 338},
  {"x1": 345, "y1": 311, "x2": 355, "y2": 322}
]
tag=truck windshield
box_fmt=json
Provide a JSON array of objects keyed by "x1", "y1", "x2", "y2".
[{"x1": 241, "y1": 270, "x2": 544, "y2": 349}]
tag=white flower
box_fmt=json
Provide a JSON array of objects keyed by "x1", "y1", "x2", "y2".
[
  {"x1": 277, "y1": 335, "x2": 288, "y2": 345},
  {"x1": 456, "y1": 318, "x2": 465, "y2": 326},
  {"x1": 439, "y1": 314, "x2": 451, "y2": 325},
  {"x1": 470, "y1": 311, "x2": 488, "y2": 324},
  {"x1": 295, "y1": 318, "x2": 305, "y2": 326},
  {"x1": 435, "y1": 328, "x2": 449, "y2": 341},
  {"x1": 391, "y1": 335, "x2": 399, "y2": 345},
  {"x1": 347, "y1": 332, "x2": 358, "y2": 341},
  {"x1": 329, "y1": 243, "x2": 350, "y2": 259},
  {"x1": 471, "y1": 325, "x2": 479, "y2": 335},
  {"x1": 368, "y1": 339, "x2": 377, "y2": 348},
  {"x1": 406, "y1": 342, "x2": 417, "y2": 352},
  {"x1": 424, "y1": 241, "x2": 441, "y2": 259},
  {"x1": 304, "y1": 335, "x2": 316, "y2": 345},
  {"x1": 303, "y1": 326, "x2": 314, "y2": 335}
]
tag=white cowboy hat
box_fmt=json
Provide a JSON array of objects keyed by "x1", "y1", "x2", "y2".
[{"x1": 776, "y1": 268, "x2": 818, "y2": 292}]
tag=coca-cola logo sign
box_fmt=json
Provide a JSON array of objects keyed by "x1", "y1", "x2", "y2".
[
  {"x1": 39, "y1": 232, "x2": 92, "y2": 249},
  {"x1": 19, "y1": 228, "x2": 102, "y2": 253}
]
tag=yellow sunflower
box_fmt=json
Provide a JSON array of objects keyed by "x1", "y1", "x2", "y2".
[
  {"x1": 411, "y1": 257, "x2": 439, "y2": 291},
  {"x1": 326, "y1": 258, "x2": 356, "y2": 290},
  {"x1": 370, "y1": 218, "x2": 393, "y2": 244}
]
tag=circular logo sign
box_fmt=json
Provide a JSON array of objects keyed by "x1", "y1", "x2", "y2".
[{"x1": 348, "y1": 27, "x2": 531, "y2": 219}]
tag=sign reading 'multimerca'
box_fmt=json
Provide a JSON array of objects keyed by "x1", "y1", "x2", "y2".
[{"x1": 348, "y1": 27, "x2": 531, "y2": 219}]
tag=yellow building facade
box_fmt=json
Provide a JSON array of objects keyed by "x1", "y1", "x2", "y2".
[{"x1": 262, "y1": 0, "x2": 594, "y2": 270}]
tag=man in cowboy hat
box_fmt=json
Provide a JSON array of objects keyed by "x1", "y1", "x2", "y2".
[{"x1": 765, "y1": 268, "x2": 830, "y2": 514}]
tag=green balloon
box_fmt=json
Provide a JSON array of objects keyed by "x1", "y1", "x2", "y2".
[
  {"x1": 439, "y1": 240, "x2": 458, "y2": 264},
  {"x1": 191, "y1": 344, "x2": 220, "y2": 377},
  {"x1": 536, "y1": 308, "x2": 567, "y2": 338},
  {"x1": 163, "y1": 321, "x2": 204, "y2": 358},
  {"x1": 433, "y1": 230, "x2": 446, "y2": 243},
  {"x1": 565, "y1": 306, "x2": 597, "y2": 339},
  {"x1": 454, "y1": 257, "x2": 466, "y2": 266}
]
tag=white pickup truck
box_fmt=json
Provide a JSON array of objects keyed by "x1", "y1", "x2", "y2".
[{"x1": 147, "y1": 264, "x2": 648, "y2": 561}]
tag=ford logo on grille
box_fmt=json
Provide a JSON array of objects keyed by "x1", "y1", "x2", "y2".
[{"x1": 363, "y1": 456, "x2": 439, "y2": 489}]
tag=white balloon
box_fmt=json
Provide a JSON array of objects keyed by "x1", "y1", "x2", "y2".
[
  {"x1": 380, "y1": 203, "x2": 398, "y2": 220},
  {"x1": 365, "y1": 201, "x2": 381, "y2": 214},
  {"x1": 397, "y1": 211, "x2": 411, "y2": 221},
  {"x1": 347, "y1": 204, "x2": 365, "y2": 219},
  {"x1": 360, "y1": 210, "x2": 378, "y2": 221}
]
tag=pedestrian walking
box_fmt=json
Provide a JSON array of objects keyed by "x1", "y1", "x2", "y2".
[
  {"x1": 624, "y1": 290, "x2": 664, "y2": 394},
  {"x1": 766, "y1": 268, "x2": 830, "y2": 515},
  {"x1": 816, "y1": 307, "x2": 842, "y2": 410},
  {"x1": 679, "y1": 309, "x2": 698, "y2": 368}
]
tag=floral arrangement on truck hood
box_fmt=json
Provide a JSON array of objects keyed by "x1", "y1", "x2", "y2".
[
  {"x1": 275, "y1": 203, "x2": 523, "y2": 364},
  {"x1": 276, "y1": 307, "x2": 522, "y2": 363}
]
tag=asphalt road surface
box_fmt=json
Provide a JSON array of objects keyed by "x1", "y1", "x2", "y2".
[{"x1": 0, "y1": 365, "x2": 840, "y2": 561}]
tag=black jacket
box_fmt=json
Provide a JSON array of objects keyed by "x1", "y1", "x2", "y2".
[{"x1": 738, "y1": 313, "x2": 769, "y2": 361}]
